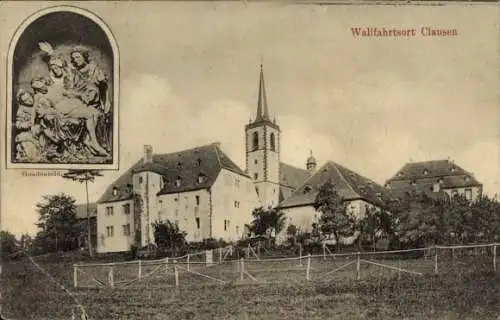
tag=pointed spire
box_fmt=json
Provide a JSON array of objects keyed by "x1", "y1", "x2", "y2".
[{"x1": 256, "y1": 63, "x2": 269, "y2": 121}]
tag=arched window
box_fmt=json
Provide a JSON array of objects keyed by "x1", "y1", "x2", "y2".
[
  {"x1": 270, "y1": 133, "x2": 275, "y2": 151},
  {"x1": 252, "y1": 132, "x2": 259, "y2": 151}
]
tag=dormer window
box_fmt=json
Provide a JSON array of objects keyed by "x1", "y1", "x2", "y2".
[
  {"x1": 410, "y1": 180, "x2": 417, "y2": 186},
  {"x1": 175, "y1": 177, "x2": 182, "y2": 187},
  {"x1": 196, "y1": 158, "x2": 202, "y2": 167},
  {"x1": 397, "y1": 172, "x2": 404, "y2": 177},
  {"x1": 125, "y1": 184, "x2": 133, "y2": 193},
  {"x1": 450, "y1": 167, "x2": 456, "y2": 173},
  {"x1": 464, "y1": 176, "x2": 471, "y2": 182},
  {"x1": 112, "y1": 187, "x2": 119, "y2": 196},
  {"x1": 303, "y1": 185, "x2": 312, "y2": 194},
  {"x1": 198, "y1": 174, "x2": 206, "y2": 184},
  {"x1": 423, "y1": 169, "x2": 429, "y2": 176},
  {"x1": 177, "y1": 161, "x2": 182, "y2": 169}
]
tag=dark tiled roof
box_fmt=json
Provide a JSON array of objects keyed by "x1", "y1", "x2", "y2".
[
  {"x1": 155, "y1": 143, "x2": 248, "y2": 195},
  {"x1": 279, "y1": 162, "x2": 309, "y2": 189},
  {"x1": 75, "y1": 203, "x2": 97, "y2": 219},
  {"x1": 386, "y1": 160, "x2": 482, "y2": 189},
  {"x1": 97, "y1": 143, "x2": 248, "y2": 203},
  {"x1": 97, "y1": 160, "x2": 141, "y2": 204},
  {"x1": 278, "y1": 161, "x2": 394, "y2": 209}
]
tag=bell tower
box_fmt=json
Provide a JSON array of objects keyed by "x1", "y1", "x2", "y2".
[{"x1": 245, "y1": 64, "x2": 281, "y2": 208}]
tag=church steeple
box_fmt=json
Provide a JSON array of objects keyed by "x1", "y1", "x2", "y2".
[{"x1": 256, "y1": 63, "x2": 270, "y2": 122}]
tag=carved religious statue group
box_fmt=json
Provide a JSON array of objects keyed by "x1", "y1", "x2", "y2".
[{"x1": 14, "y1": 42, "x2": 112, "y2": 163}]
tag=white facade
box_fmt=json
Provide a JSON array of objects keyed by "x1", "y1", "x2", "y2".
[
  {"x1": 278, "y1": 199, "x2": 379, "y2": 244},
  {"x1": 97, "y1": 199, "x2": 134, "y2": 253}
]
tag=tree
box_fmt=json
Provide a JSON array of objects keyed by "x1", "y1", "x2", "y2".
[
  {"x1": 152, "y1": 220, "x2": 187, "y2": 255},
  {"x1": 0, "y1": 230, "x2": 19, "y2": 260},
  {"x1": 357, "y1": 205, "x2": 396, "y2": 251},
  {"x1": 286, "y1": 224, "x2": 298, "y2": 246},
  {"x1": 62, "y1": 170, "x2": 103, "y2": 256},
  {"x1": 19, "y1": 233, "x2": 33, "y2": 253},
  {"x1": 313, "y1": 181, "x2": 355, "y2": 251},
  {"x1": 249, "y1": 206, "x2": 287, "y2": 244},
  {"x1": 395, "y1": 191, "x2": 447, "y2": 247},
  {"x1": 35, "y1": 193, "x2": 82, "y2": 253}
]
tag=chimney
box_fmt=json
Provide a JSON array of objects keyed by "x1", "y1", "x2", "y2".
[{"x1": 144, "y1": 145, "x2": 153, "y2": 163}]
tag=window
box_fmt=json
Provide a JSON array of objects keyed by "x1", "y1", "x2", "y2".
[
  {"x1": 195, "y1": 217, "x2": 200, "y2": 229},
  {"x1": 465, "y1": 189, "x2": 472, "y2": 201},
  {"x1": 255, "y1": 186, "x2": 259, "y2": 195},
  {"x1": 138, "y1": 176, "x2": 143, "y2": 184},
  {"x1": 122, "y1": 224, "x2": 131, "y2": 236},
  {"x1": 112, "y1": 187, "x2": 119, "y2": 196},
  {"x1": 451, "y1": 190, "x2": 459, "y2": 198},
  {"x1": 196, "y1": 195, "x2": 200, "y2": 206},
  {"x1": 123, "y1": 203, "x2": 130, "y2": 214},
  {"x1": 235, "y1": 178, "x2": 240, "y2": 188},
  {"x1": 106, "y1": 226, "x2": 114, "y2": 237},
  {"x1": 236, "y1": 226, "x2": 239, "y2": 234},
  {"x1": 174, "y1": 220, "x2": 179, "y2": 227},
  {"x1": 254, "y1": 159, "x2": 258, "y2": 165},
  {"x1": 252, "y1": 132, "x2": 259, "y2": 150},
  {"x1": 175, "y1": 177, "x2": 182, "y2": 187},
  {"x1": 196, "y1": 158, "x2": 202, "y2": 166},
  {"x1": 175, "y1": 209, "x2": 179, "y2": 217},
  {"x1": 423, "y1": 169, "x2": 429, "y2": 176},
  {"x1": 234, "y1": 201, "x2": 240, "y2": 208},
  {"x1": 224, "y1": 219, "x2": 230, "y2": 231},
  {"x1": 198, "y1": 174, "x2": 206, "y2": 184},
  {"x1": 270, "y1": 133, "x2": 275, "y2": 151},
  {"x1": 303, "y1": 185, "x2": 312, "y2": 194},
  {"x1": 254, "y1": 173, "x2": 258, "y2": 180},
  {"x1": 177, "y1": 161, "x2": 183, "y2": 169},
  {"x1": 105, "y1": 206, "x2": 114, "y2": 216}
]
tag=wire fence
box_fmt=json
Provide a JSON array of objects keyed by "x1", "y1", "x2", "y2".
[{"x1": 73, "y1": 242, "x2": 498, "y2": 290}]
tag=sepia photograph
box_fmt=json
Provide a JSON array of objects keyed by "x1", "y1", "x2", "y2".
[
  {"x1": 5, "y1": 6, "x2": 119, "y2": 170},
  {"x1": 0, "y1": 1, "x2": 498, "y2": 319}
]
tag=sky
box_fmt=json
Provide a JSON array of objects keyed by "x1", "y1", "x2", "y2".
[{"x1": 1, "y1": 1, "x2": 499, "y2": 236}]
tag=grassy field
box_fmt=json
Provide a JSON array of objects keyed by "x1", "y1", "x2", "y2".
[{"x1": 2, "y1": 254, "x2": 500, "y2": 320}]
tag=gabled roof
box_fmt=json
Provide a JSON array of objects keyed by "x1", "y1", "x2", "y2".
[
  {"x1": 97, "y1": 143, "x2": 249, "y2": 203},
  {"x1": 279, "y1": 162, "x2": 310, "y2": 189},
  {"x1": 75, "y1": 203, "x2": 97, "y2": 219},
  {"x1": 278, "y1": 161, "x2": 395, "y2": 209},
  {"x1": 386, "y1": 159, "x2": 481, "y2": 189}
]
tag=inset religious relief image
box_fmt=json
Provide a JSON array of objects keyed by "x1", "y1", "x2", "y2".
[{"x1": 6, "y1": 6, "x2": 119, "y2": 169}]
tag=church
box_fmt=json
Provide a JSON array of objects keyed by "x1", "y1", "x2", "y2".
[{"x1": 95, "y1": 65, "x2": 391, "y2": 253}]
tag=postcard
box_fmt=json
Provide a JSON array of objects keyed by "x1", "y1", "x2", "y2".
[{"x1": 0, "y1": 1, "x2": 498, "y2": 320}]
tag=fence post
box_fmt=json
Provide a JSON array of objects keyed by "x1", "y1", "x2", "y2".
[
  {"x1": 165, "y1": 257, "x2": 169, "y2": 274},
  {"x1": 174, "y1": 261, "x2": 179, "y2": 288},
  {"x1": 493, "y1": 245, "x2": 497, "y2": 272},
  {"x1": 299, "y1": 244, "x2": 303, "y2": 266},
  {"x1": 434, "y1": 246, "x2": 438, "y2": 274},
  {"x1": 138, "y1": 260, "x2": 142, "y2": 279},
  {"x1": 187, "y1": 254, "x2": 190, "y2": 271},
  {"x1": 306, "y1": 254, "x2": 311, "y2": 281},
  {"x1": 108, "y1": 266, "x2": 114, "y2": 288},
  {"x1": 397, "y1": 260, "x2": 401, "y2": 281},
  {"x1": 322, "y1": 243, "x2": 326, "y2": 261},
  {"x1": 356, "y1": 252, "x2": 361, "y2": 281},
  {"x1": 219, "y1": 247, "x2": 222, "y2": 264},
  {"x1": 73, "y1": 264, "x2": 78, "y2": 288},
  {"x1": 240, "y1": 258, "x2": 244, "y2": 281}
]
